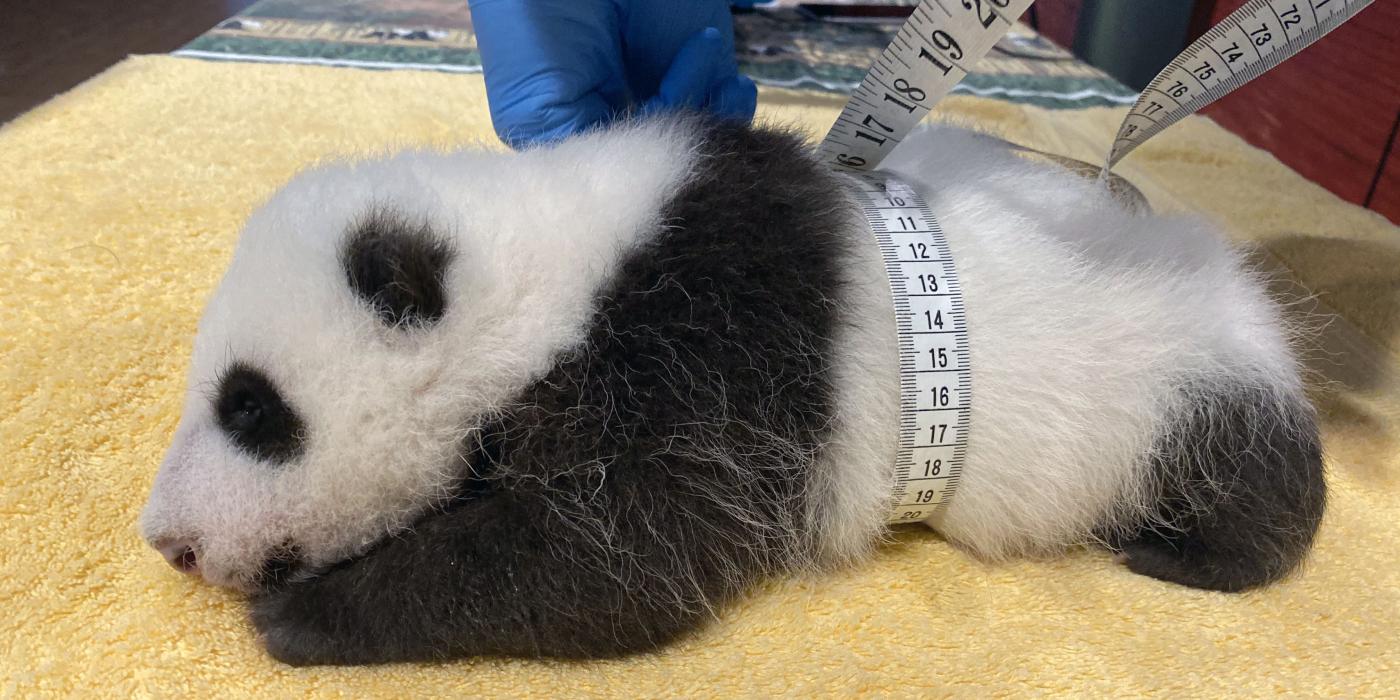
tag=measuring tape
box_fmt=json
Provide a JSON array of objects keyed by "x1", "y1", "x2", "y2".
[
  {"x1": 816, "y1": 0, "x2": 1036, "y2": 171},
  {"x1": 1108, "y1": 0, "x2": 1376, "y2": 168},
  {"x1": 815, "y1": 0, "x2": 1378, "y2": 522},
  {"x1": 812, "y1": 0, "x2": 1032, "y2": 524},
  {"x1": 848, "y1": 171, "x2": 970, "y2": 525}
]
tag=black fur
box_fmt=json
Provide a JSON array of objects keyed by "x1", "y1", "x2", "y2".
[
  {"x1": 251, "y1": 118, "x2": 854, "y2": 665},
  {"x1": 1114, "y1": 386, "x2": 1326, "y2": 592},
  {"x1": 254, "y1": 542, "x2": 304, "y2": 589},
  {"x1": 215, "y1": 363, "x2": 306, "y2": 463},
  {"x1": 342, "y1": 210, "x2": 455, "y2": 327}
]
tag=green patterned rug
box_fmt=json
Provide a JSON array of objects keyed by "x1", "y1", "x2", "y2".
[{"x1": 176, "y1": 0, "x2": 1136, "y2": 110}]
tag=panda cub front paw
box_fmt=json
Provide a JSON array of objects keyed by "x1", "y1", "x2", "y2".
[{"x1": 250, "y1": 588, "x2": 354, "y2": 667}]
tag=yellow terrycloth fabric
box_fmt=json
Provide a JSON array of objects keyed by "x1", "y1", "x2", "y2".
[{"x1": 2, "y1": 55, "x2": 1397, "y2": 697}]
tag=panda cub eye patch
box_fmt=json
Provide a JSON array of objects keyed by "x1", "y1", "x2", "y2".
[{"x1": 215, "y1": 363, "x2": 306, "y2": 463}]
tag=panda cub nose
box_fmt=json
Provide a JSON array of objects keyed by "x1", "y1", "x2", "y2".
[{"x1": 155, "y1": 539, "x2": 200, "y2": 574}]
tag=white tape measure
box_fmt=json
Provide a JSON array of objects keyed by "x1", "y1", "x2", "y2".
[
  {"x1": 1108, "y1": 0, "x2": 1376, "y2": 169},
  {"x1": 848, "y1": 171, "x2": 970, "y2": 524},
  {"x1": 816, "y1": 0, "x2": 1036, "y2": 171},
  {"x1": 819, "y1": 0, "x2": 1377, "y2": 173},
  {"x1": 816, "y1": 0, "x2": 1378, "y2": 522}
]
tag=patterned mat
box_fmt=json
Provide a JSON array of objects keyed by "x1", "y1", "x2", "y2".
[{"x1": 175, "y1": 0, "x2": 1136, "y2": 109}]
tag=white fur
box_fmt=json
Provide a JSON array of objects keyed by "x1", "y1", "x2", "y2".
[{"x1": 141, "y1": 120, "x2": 702, "y2": 590}]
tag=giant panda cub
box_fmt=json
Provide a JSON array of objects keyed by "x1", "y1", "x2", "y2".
[{"x1": 140, "y1": 116, "x2": 1325, "y2": 666}]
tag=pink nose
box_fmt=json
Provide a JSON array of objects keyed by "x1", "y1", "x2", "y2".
[{"x1": 155, "y1": 539, "x2": 200, "y2": 574}]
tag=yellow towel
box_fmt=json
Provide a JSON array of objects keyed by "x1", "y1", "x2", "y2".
[{"x1": 2, "y1": 56, "x2": 1396, "y2": 697}]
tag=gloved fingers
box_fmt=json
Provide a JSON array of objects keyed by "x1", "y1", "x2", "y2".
[
  {"x1": 644, "y1": 27, "x2": 756, "y2": 120},
  {"x1": 471, "y1": 0, "x2": 626, "y2": 148},
  {"x1": 707, "y1": 74, "x2": 758, "y2": 122},
  {"x1": 620, "y1": 0, "x2": 737, "y2": 100},
  {"x1": 475, "y1": 0, "x2": 754, "y2": 144},
  {"x1": 646, "y1": 26, "x2": 731, "y2": 113}
]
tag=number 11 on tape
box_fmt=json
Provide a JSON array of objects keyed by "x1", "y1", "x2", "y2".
[{"x1": 851, "y1": 173, "x2": 971, "y2": 523}]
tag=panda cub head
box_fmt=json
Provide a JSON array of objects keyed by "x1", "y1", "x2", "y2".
[{"x1": 139, "y1": 120, "x2": 700, "y2": 591}]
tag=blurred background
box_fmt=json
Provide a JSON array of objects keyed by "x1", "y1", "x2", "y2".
[
  {"x1": 2, "y1": 0, "x2": 1395, "y2": 221},
  {"x1": 1030, "y1": 0, "x2": 1397, "y2": 223}
]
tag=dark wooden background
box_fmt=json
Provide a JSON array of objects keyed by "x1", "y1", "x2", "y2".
[{"x1": 0, "y1": 0, "x2": 257, "y2": 124}]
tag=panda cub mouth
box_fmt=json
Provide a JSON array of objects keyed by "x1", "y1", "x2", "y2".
[{"x1": 254, "y1": 541, "x2": 305, "y2": 590}]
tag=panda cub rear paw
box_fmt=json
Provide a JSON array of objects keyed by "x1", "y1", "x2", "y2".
[
  {"x1": 1118, "y1": 534, "x2": 1269, "y2": 593},
  {"x1": 1113, "y1": 384, "x2": 1326, "y2": 592}
]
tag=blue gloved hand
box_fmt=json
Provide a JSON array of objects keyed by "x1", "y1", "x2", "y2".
[{"x1": 470, "y1": 0, "x2": 758, "y2": 149}]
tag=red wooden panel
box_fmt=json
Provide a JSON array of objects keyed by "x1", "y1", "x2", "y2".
[
  {"x1": 1370, "y1": 115, "x2": 1400, "y2": 223},
  {"x1": 1198, "y1": 0, "x2": 1400, "y2": 212},
  {"x1": 1024, "y1": 0, "x2": 1083, "y2": 50}
]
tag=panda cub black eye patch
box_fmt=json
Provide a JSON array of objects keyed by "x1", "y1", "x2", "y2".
[
  {"x1": 342, "y1": 210, "x2": 455, "y2": 328},
  {"x1": 215, "y1": 363, "x2": 306, "y2": 463}
]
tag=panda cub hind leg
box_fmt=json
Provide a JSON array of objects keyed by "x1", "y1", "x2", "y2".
[
  {"x1": 1114, "y1": 383, "x2": 1325, "y2": 592},
  {"x1": 882, "y1": 124, "x2": 1326, "y2": 592}
]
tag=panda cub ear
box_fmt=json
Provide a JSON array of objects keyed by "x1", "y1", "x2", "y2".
[{"x1": 342, "y1": 209, "x2": 455, "y2": 328}]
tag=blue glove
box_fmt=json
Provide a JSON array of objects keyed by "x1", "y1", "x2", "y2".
[{"x1": 470, "y1": 0, "x2": 758, "y2": 149}]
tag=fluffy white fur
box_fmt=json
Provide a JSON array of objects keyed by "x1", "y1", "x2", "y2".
[{"x1": 142, "y1": 119, "x2": 1306, "y2": 587}]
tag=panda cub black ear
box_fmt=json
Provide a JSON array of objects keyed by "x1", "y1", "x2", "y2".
[{"x1": 342, "y1": 209, "x2": 455, "y2": 328}]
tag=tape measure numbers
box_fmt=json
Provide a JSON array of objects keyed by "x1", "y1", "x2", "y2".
[
  {"x1": 816, "y1": 0, "x2": 1034, "y2": 522},
  {"x1": 816, "y1": 0, "x2": 1036, "y2": 171},
  {"x1": 816, "y1": 0, "x2": 1379, "y2": 523},
  {"x1": 1107, "y1": 0, "x2": 1376, "y2": 168},
  {"x1": 847, "y1": 172, "x2": 971, "y2": 524},
  {"x1": 818, "y1": 0, "x2": 1378, "y2": 174}
]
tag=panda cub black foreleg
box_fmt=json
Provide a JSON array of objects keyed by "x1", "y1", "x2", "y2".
[{"x1": 252, "y1": 471, "x2": 769, "y2": 664}]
